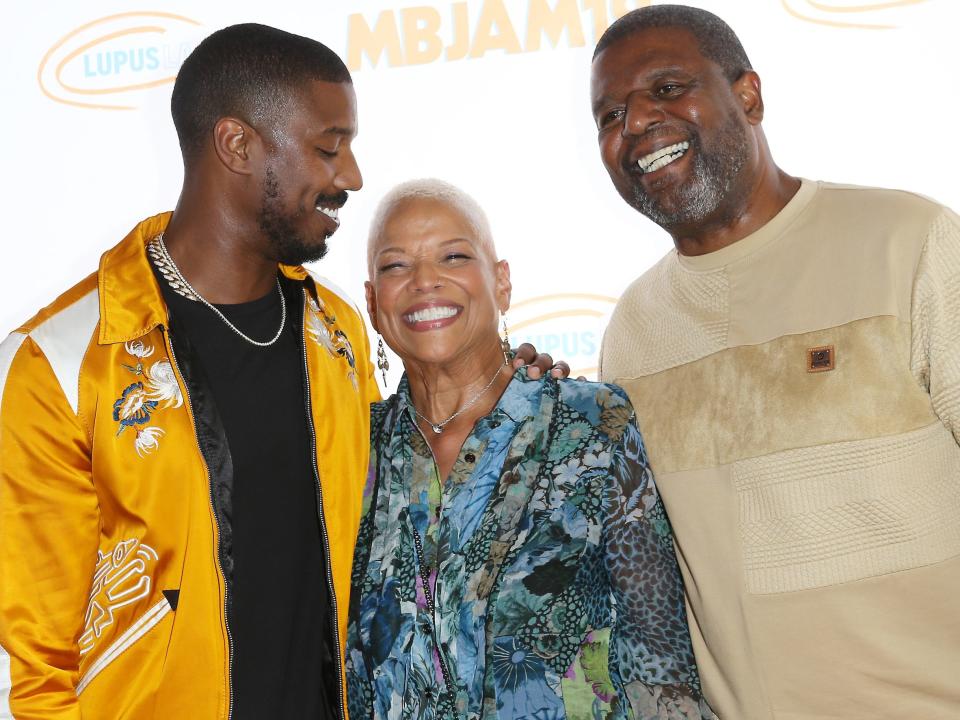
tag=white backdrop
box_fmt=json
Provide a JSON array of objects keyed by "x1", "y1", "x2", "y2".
[{"x1": 2, "y1": 0, "x2": 958, "y2": 389}]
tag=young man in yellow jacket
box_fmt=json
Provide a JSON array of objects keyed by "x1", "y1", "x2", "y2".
[{"x1": 0, "y1": 25, "x2": 378, "y2": 719}]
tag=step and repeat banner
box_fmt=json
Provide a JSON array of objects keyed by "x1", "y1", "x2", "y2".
[{"x1": 2, "y1": 0, "x2": 958, "y2": 388}]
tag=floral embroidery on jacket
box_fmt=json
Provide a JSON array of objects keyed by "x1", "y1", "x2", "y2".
[
  {"x1": 112, "y1": 341, "x2": 183, "y2": 457},
  {"x1": 306, "y1": 295, "x2": 358, "y2": 390},
  {"x1": 346, "y1": 371, "x2": 715, "y2": 720}
]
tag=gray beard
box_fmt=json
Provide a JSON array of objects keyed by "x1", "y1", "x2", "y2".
[{"x1": 630, "y1": 114, "x2": 749, "y2": 230}]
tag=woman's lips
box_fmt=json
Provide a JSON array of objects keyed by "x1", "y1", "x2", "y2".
[{"x1": 401, "y1": 303, "x2": 463, "y2": 331}]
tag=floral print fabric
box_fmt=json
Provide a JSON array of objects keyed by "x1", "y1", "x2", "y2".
[
  {"x1": 112, "y1": 340, "x2": 183, "y2": 456},
  {"x1": 347, "y1": 370, "x2": 714, "y2": 719}
]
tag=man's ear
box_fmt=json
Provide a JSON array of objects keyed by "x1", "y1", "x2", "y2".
[
  {"x1": 365, "y1": 280, "x2": 379, "y2": 333},
  {"x1": 213, "y1": 117, "x2": 256, "y2": 174},
  {"x1": 495, "y1": 260, "x2": 512, "y2": 314},
  {"x1": 734, "y1": 71, "x2": 764, "y2": 125}
]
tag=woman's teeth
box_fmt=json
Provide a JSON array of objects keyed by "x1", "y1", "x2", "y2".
[
  {"x1": 637, "y1": 141, "x2": 690, "y2": 174},
  {"x1": 404, "y1": 306, "x2": 459, "y2": 323}
]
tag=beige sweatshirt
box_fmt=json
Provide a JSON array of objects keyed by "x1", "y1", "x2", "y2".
[{"x1": 601, "y1": 180, "x2": 960, "y2": 720}]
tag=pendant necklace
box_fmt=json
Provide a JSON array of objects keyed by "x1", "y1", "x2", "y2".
[{"x1": 412, "y1": 360, "x2": 505, "y2": 434}]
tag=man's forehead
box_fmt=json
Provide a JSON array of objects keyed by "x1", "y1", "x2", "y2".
[
  {"x1": 591, "y1": 27, "x2": 720, "y2": 101},
  {"x1": 593, "y1": 26, "x2": 707, "y2": 77},
  {"x1": 294, "y1": 80, "x2": 358, "y2": 133},
  {"x1": 304, "y1": 78, "x2": 356, "y2": 101}
]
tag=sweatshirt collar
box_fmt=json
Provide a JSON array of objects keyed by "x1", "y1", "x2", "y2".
[{"x1": 676, "y1": 178, "x2": 817, "y2": 272}]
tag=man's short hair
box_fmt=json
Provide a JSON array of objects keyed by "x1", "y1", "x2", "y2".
[
  {"x1": 367, "y1": 179, "x2": 497, "y2": 277},
  {"x1": 594, "y1": 4, "x2": 752, "y2": 83},
  {"x1": 171, "y1": 23, "x2": 351, "y2": 163}
]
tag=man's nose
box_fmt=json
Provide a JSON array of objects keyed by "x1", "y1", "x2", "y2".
[
  {"x1": 623, "y1": 92, "x2": 665, "y2": 136},
  {"x1": 334, "y1": 147, "x2": 363, "y2": 192}
]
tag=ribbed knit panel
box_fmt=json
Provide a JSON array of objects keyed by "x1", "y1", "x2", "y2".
[
  {"x1": 911, "y1": 209, "x2": 960, "y2": 444},
  {"x1": 736, "y1": 422, "x2": 960, "y2": 594},
  {"x1": 603, "y1": 254, "x2": 728, "y2": 379}
]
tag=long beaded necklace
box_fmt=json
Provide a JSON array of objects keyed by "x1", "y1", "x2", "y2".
[{"x1": 410, "y1": 521, "x2": 458, "y2": 714}]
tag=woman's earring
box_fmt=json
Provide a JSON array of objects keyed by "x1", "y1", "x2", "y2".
[
  {"x1": 500, "y1": 315, "x2": 511, "y2": 365},
  {"x1": 376, "y1": 336, "x2": 390, "y2": 385}
]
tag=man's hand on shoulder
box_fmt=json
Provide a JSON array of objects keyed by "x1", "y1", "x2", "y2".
[{"x1": 511, "y1": 342, "x2": 571, "y2": 380}]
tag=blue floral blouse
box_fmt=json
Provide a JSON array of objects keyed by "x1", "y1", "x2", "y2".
[{"x1": 346, "y1": 370, "x2": 713, "y2": 719}]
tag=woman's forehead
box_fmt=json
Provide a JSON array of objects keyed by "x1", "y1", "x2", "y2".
[{"x1": 376, "y1": 197, "x2": 496, "y2": 259}]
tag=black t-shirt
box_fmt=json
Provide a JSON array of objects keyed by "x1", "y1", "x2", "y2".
[{"x1": 158, "y1": 272, "x2": 335, "y2": 719}]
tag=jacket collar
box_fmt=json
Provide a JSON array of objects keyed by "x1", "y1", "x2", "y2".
[{"x1": 97, "y1": 211, "x2": 313, "y2": 345}]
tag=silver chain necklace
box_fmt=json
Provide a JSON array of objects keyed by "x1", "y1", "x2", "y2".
[
  {"x1": 412, "y1": 361, "x2": 506, "y2": 434},
  {"x1": 149, "y1": 233, "x2": 286, "y2": 348}
]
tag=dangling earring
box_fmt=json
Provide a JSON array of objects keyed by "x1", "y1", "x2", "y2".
[
  {"x1": 376, "y1": 336, "x2": 390, "y2": 385},
  {"x1": 500, "y1": 314, "x2": 511, "y2": 365}
]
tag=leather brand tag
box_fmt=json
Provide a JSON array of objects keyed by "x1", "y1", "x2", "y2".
[{"x1": 807, "y1": 345, "x2": 835, "y2": 372}]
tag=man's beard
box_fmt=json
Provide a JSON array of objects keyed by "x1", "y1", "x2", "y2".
[
  {"x1": 256, "y1": 166, "x2": 329, "y2": 266},
  {"x1": 626, "y1": 111, "x2": 750, "y2": 230}
]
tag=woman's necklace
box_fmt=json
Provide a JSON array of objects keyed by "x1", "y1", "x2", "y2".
[
  {"x1": 148, "y1": 233, "x2": 286, "y2": 348},
  {"x1": 412, "y1": 360, "x2": 506, "y2": 434},
  {"x1": 410, "y1": 522, "x2": 458, "y2": 711}
]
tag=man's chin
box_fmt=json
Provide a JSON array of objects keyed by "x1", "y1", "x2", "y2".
[
  {"x1": 630, "y1": 180, "x2": 713, "y2": 229},
  {"x1": 272, "y1": 239, "x2": 329, "y2": 266},
  {"x1": 629, "y1": 190, "x2": 681, "y2": 228}
]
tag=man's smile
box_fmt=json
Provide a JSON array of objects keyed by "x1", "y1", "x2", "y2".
[
  {"x1": 315, "y1": 191, "x2": 348, "y2": 232},
  {"x1": 637, "y1": 141, "x2": 690, "y2": 174},
  {"x1": 316, "y1": 204, "x2": 339, "y2": 224}
]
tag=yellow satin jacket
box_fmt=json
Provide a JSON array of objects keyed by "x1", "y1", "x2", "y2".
[{"x1": 0, "y1": 213, "x2": 379, "y2": 718}]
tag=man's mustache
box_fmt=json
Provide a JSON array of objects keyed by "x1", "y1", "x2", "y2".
[{"x1": 316, "y1": 191, "x2": 349, "y2": 208}]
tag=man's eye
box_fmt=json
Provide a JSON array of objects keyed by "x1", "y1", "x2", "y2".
[
  {"x1": 377, "y1": 262, "x2": 405, "y2": 273},
  {"x1": 598, "y1": 108, "x2": 624, "y2": 129},
  {"x1": 317, "y1": 147, "x2": 338, "y2": 158},
  {"x1": 656, "y1": 83, "x2": 683, "y2": 97},
  {"x1": 445, "y1": 253, "x2": 470, "y2": 262}
]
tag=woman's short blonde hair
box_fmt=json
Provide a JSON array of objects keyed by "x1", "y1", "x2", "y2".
[{"x1": 367, "y1": 178, "x2": 496, "y2": 276}]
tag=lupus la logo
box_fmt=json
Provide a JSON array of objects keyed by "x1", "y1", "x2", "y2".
[
  {"x1": 508, "y1": 293, "x2": 618, "y2": 380},
  {"x1": 782, "y1": 0, "x2": 935, "y2": 29},
  {"x1": 38, "y1": 12, "x2": 203, "y2": 110}
]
